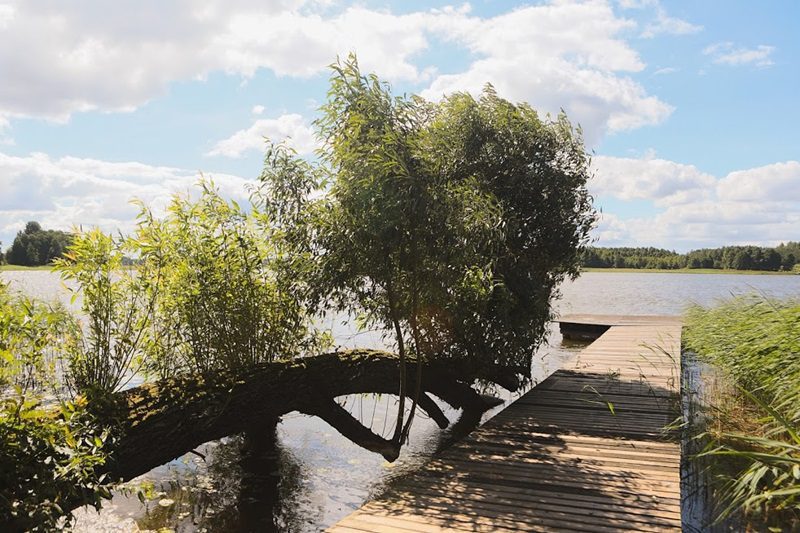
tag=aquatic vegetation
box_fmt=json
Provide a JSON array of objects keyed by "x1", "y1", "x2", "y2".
[{"x1": 684, "y1": 296, "x2": 800, "y2": 528}]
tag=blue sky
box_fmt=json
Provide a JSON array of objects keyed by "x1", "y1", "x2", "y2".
[{"x1": 0, "y1": 0, "x2": 797, "y2": 251}]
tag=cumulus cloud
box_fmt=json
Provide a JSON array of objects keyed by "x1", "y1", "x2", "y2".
[
  {"x1": 717, "y1": 161, "x2": 800, "y2": 202},
  {"x1": 421, "y1": 2, "x2": 673, "y2": 142},
  {"x1": 0, "y1": 0, "x2": 676, "y2": 145},
  {"x1": 703, "y1": 42, "x2": 775, "y2": 67},
  {"x1": 207, "y1": 113, "x2": 317, "y2": 158},
  {"x1": 591, "y1": 154, "x2": 715, "y2": 206},
  {"x1": 0, "y1": 151, "x2": 254, "y2": 245},
  {"x1": 591, "y1": 157, "x2": 800, "y2": 249}
]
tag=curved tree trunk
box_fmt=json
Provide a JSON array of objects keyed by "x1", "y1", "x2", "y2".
[{"x1": 99, "y1": 349, "x2": 521, "y2": 483}]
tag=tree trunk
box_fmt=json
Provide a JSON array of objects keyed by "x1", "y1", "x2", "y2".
[{"x1": 99, "y1": 349, "x2": 520, "y2": 483}]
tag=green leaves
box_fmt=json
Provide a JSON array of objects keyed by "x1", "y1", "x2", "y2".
[
  {"x1": 310, "y1": 55, "x2": 595, "y2": 381},
  {"x1": 0, "y1": 281, "x2": 75, "y2": 394},
  {"x1": 136, "y1": 179, "x2": 324, "y2": 377},
  {"x1": 54, "y1": 228, "x2": 153, "y2": 395},
  {"x1": 0, "y1": 395, "x2": 113, "y2": 531}
]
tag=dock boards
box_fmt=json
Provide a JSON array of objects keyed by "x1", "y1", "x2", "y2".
[{"x1": 329, "y1": 316, "x2": 683, "y2": 532}]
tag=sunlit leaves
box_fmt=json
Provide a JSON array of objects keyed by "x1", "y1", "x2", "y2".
[
  {"x1": 136, "y1": 179, "x2": 324, "y2": 377},
  {"x1": 310, "y1": 54, "x2": 595, "y2": 379}
]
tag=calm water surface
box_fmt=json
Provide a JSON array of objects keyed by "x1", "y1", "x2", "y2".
[{"x1": 3, "y1": 270, "x2": 799, "y2": 532}]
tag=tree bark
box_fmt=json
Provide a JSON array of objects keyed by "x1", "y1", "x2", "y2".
[{"x1": 99, "y1": 349, "x2": 521, "y2": 483}]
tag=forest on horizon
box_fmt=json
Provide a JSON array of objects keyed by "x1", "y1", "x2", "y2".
[{"x1": 582, "y1": 243, "x2": 800, "y2": 272}]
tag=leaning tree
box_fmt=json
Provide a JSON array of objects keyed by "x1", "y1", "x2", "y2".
[{"x1": 1, "y1": 55, "x2": 595, "y2": 530}]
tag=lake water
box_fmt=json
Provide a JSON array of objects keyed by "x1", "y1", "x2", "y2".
[{"x1": 3, "y1": 270, "x2": 799, "y2": 532}]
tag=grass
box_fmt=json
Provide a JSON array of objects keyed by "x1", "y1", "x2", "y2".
[
  {"x1": 0, "y1": 265, "x2": 54, "y2": 271},
  {"x1": 583, "y1": 267, "x2": 795, "y2": 275},
  {"x1": 684, "y1": 296, "x2": 800, "y2": 529}
]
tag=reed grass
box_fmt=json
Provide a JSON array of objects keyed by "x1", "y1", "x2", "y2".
[{"x1": 684, "y1": 295, "x2": 800, "y2": 529}]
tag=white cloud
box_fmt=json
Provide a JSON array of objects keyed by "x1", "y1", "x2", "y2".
[
  {"x1": 717, "y1": 161, "x2": 800, "y2": 202},
  {"x1": 591, "y1": 157, "x2": 800, "y2": 249},
  {"x1": 640, "y1": 7, "x2": 702, "y2": 38},
  {"x1": 703, "y1": 42, "x2": 775, "y2": 67},
  {"x1": 252, "y1": 105, "x2": 265, "y2": 115},
  {"x1": 207, "y1": 113, "x2": 316, "y2": 158},
  {"x1": 653, "y1": 67, "x2": 678, "y2": 75},
  {"x1": 0, "y1": 1, "x2": 673, "y2": 145},
  {"x1": 0, "y1": 151, "x2": 254, "y2": 246},
  {"x1": 592, "y1": 154, "x2": 715, "y2": 206},
  {"x1": 421, "y1": 2, "x2": 673, "y2": 143}
]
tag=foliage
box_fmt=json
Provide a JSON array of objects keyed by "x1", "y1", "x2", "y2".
[
  {"x1": 55, "y1": 229, "x2": 157, "y2": 395},
  {"x1": 312, "y1": 56, "x2": 593, "y2": 371},
  {"x1": 135, "y1": 180, "x2": 324, "y2": 377},
  {"x1": 685, "y1": 296, "x2": 800, "y2": 528},
  {"x1": 0, "y1": 282, "x2": 112, "y2": 531},
  {"x1": 5, "y1": 221, "x2": 73, "y2": 267},
  {"x1": 0, "y1": 281, "x2": 75, "y2": 395},
  {"x1": 583, "y1": 243, "x2": 800, "y2": 271},
  {"x1": 0, "y1": 395, "x2": 113, "y2": 532},
  {"x1": 295, "y1": 55, "x2": 593, "y2": 441}
]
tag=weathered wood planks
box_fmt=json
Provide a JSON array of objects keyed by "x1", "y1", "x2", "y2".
[{"x1": 329, "y1": 315, "x2": 683, "y2": 532}]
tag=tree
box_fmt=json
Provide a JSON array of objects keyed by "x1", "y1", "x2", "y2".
[
  {"x1": 5, "y1": 222, "x2": 73, "y2": 266},
  {"x1": 305, "y1": 55, "x2": 595, "y2": 444}
]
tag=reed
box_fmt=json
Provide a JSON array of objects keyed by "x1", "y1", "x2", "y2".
[{"x1": 684, "y1": 295, "x2": 800, "y2": 528}]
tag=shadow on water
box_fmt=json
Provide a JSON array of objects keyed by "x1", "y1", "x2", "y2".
[
  {"x1": 125, "y1": 428, "x2": 310, "y2": 533},
  {"x1": 681, "y1": 350, "x2": 742, "y2": 532}
]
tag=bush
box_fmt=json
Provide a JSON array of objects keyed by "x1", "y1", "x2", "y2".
[{"x1": 0, "y1": 396, "x2": 113, "y2": 531}]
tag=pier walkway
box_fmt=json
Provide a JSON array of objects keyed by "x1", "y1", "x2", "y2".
[{"x1": 329, "y1": 315, "x2": 683, "y2": 532}]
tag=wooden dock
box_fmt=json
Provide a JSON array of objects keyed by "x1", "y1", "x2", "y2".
[{"x1": 329, "y1": 315, "x2": 683, "y2": 532}]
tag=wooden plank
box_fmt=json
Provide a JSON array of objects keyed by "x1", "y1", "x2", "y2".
[{"x1": 329, "y1": 317, "x2": 683, "y2": 532}]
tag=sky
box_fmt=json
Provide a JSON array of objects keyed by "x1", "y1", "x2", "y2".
[{"x1": 0, "y1": 0, "x2": 797, "y2": 252}]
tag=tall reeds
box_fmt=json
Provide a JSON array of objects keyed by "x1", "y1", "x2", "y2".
[{"x1": 684, "y1": 295, "x2": 800, "y2": 529}]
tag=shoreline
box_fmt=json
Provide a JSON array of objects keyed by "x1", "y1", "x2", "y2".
[
  {"x1": 2, "y1": 265, "x2": 796, "y2": 276},
  {"x1": 0, "y1": 265, "x2": 54, "y2": 271},
  {"x1": 581, "y1": 267, "x2": 796, "y2": 276}
]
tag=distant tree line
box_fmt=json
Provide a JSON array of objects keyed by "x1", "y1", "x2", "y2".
[
  {"x1": 1, "y1": 221, "x2": 74, "y2": 266},
  {"x1": 582, "y1": 243, "x2": 800, "y2": 272}
]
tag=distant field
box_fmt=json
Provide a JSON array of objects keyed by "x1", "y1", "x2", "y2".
[
  {"x1": 0, "y1": 265, "x2": 54, "y2": 271},
  {"x1": 582, "y1": 267, "x2": 795, "y2": 275}
]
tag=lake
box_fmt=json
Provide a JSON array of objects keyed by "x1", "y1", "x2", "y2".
[{"x1": 3, "y1": 270, "x2": 799, "y2": 532}]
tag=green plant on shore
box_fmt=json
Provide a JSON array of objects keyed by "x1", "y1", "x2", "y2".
[
  {"x1": 684, "y1": 296, "x2": 800, "y2": 528},
  {"x1": 55, "y1": 229, "x2": 159, "y2": 396},
  {"x1": 0, "y1": 395, "x2": 113, "y2": 531},
  {"x1": 304, "y1": 55, "x2": 594, "y2": 443},
  {"x1": 1, "y1": 282, "x2": 113, "y2": 531},
  {"x1": 0, "y1": 281, "x2": 75, "y2": 395},
  {"x1": 135, "y1": 180, "x2": 326, "y2": 378}
]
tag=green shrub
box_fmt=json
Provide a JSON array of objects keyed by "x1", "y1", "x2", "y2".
[
  {"x1": 135, "y1": 180, "x2": 324, "y2": 377},
  {"x1": 0, "y1": 396, "x2": 112, "y2": 531},
  {"x1": 55, "y1": 229, "x2": 156, "y2": 395}
]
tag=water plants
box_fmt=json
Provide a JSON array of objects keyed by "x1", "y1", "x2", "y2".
[{"x1": 684, "y1": 295, "x2": 800, "y2": 529}]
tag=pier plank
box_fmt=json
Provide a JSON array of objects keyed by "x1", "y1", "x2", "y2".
[{"x1": 328, "y1": 315, "x2": 682, "y2": 532}]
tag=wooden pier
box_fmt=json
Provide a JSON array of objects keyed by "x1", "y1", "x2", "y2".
[{"x1": 329, "y1": 315, "x2": 683, "y2": 532}]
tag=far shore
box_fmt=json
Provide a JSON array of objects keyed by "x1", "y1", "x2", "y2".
[
  {"x1": 2, "y1": 264, "x2": 797, "y2": 276},
  {"x1": 582, "y1": 267, "x2": 797, "y2": 276},
  {"x1": 0, "y1": 265, "x2": 54, "y2": 271}
]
